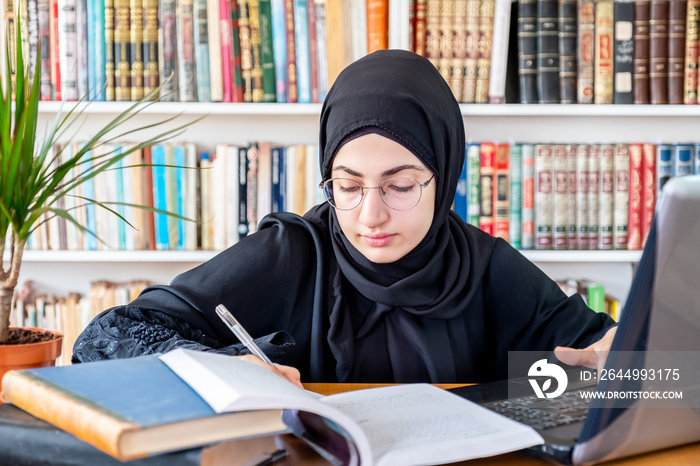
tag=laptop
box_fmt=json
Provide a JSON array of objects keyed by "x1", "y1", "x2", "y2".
[{"x1": 451, "y1": 174, "x2": 700, "y2": 464}]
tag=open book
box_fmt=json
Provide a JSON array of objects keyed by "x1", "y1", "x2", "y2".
[{"x1": 160, "y1": 348, "x2": 544, "y2": 466}]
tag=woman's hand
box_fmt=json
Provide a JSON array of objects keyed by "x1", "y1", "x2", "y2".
[
  {"x1": 238, "y1": 354, "x2": 304, "y2": 389},
  {"x1": 554, "y1": 326, "x2": 617, "y2": 376}
]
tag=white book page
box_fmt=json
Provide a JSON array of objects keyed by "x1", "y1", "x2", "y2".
[{"x1": 322, "y1": 384, "x2": 545, "y2": 466}]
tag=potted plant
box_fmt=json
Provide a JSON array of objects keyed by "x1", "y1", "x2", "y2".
[{"x1": 0, "y1": 18, "x2": 192, "y2": 382}]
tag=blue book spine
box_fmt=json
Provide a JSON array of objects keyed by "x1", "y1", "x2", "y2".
[
  {"x1": 87, "y1": 0, "x2": 106, "y2": 100},
  {"x1": 695, "y1": 143, "x2": 700, "y2": 175},
  {"x1": 193, "y1": 0, "x2": 211, "y2": 102},
  {"x1": 271, "y1": 0, "x2": 287, "y2": 102},
  {"x1": 151, "y1": 145, "x2": 170, "y2": 250},
  {"x1": 174, "y1": 146, "x2": 186, "y2": 250},
  {"x1": 509, "y1": 143, "x2": 523, "y2": 250},
  {"x1": 114, "y1": 148, "x2": 127, "y2": 250},
  {"x1": 656, "y1": 144, "x2": 673, "y2": 197},
  {"x1": 454, "y1": 151, "x2": 468, "y2": 221},
  {"x1": 271, "y1": 146, "x2": 282, "y2": 212},
  {"x1": 466, "y1": 142, "x2": 481, "y2": 227},
  {"x1": 81, "y1": 149, "x2": 98, "y2": 250},
  {"x1": 673, "y1": 144, "x2": 694, "y2": 177},
  {"x1": 293, "y1": 0, "x2": 311, "y2": 103},
  {"x1": 278, "y1": 146, "x2": 286, "y2": 212}
]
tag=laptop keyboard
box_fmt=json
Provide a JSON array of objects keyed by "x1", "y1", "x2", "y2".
[{"x1": 482, "y1": 389, "x2": 593, "y2": 431}]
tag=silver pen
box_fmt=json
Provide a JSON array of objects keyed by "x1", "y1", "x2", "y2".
[{"x1": 215, "y1": 304, "x2": 279, "y2": 372}]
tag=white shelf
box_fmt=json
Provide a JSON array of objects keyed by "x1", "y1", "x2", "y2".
[
  {"x1": 460, "y1": 104, "x2": 700, "y2": 117},
  {"x1": 10, "y1": 249, "x2": 642, "y2": 264}
]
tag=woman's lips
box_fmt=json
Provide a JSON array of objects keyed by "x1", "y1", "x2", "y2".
[{"x1": 362, "y1": 233, "x2": 396, "y2": 247}]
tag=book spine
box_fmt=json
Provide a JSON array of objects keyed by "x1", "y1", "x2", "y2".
[
  {"x1": 534, "y1": 144, "x2": 554, "y2": 249},
  {"x1": 39, "y1": 0, "x2": 53, "y2": 100},
  {"x1": 114, "y1": 0, "x2": 131, "y2": 101},
  {"x1": 685, "y1": 0, "x2": 700, "y2": 103},
  {"x1": 489, "y1": 0, "x2": 512, "y2": 103},
  {"x1": 566, "y1": 144, "x2": 578, "y2": 249},
  {"x1": 271, "y1": 146, "x2": 282, "y2": 212},
  {"x1": 668, "y1": 0, "x2": 687, "y2": 103},
  {"x1": 537, "y1": 0, "x2": 560, "y2": 103},
  {"x1": 104, "y1": 0, "x2": 115, "y2": 101},
  {"x1": 475, "y1": 0, "x2": 496, "y2": 103},
  {"x1": 479, "y1": 142, "x2": 496, "y2": 236},
  {"x1": 51, "y1": 0, "x2": 62, "y2": 100},
  {"x1": 462, "y1": 0, "x2": 480, "y2": 102},
  {"x1": 193, "y1": 0, "x2": 212, "y2": 101},
  {"x1": 552, "y1": 144, "x2": 569, "y2": 250},
  {"x1": 249, "y1": 0, "x2": 265, "y2": 102},
  {"x1": 466, "y1": 142, "x2": 481, "y2": 226},
  {"x1": 634, "y1": 0, "x2": 651, "y2": 103},
  {"x1": 437, "y1": 0, "x2": 455, "y2": 94},
  {"x1": 577, "y1": 0, "x2": 595, "y2": 103},
  {"x1": 159, "y1": 0, "x2": 178, "y2": 101},
  {"x1": 177, "y1": 0, "x2": 197, "y2": 101},
  {"x1": 576, "y1": 144, "x2": 591, "y2": 250},
  {"x1": 246, "y1": 145, "x2": 259, "y2": 234},
  {"x1": 521, "y1": 143, "x2": 535, "y2": 249},
  {"x1": 613, "y1": 143, "x2": 630, "y2": 250},
  {"x1": 314, "y1": 0, "x2": 328, "y2": 100},
  {"x1": 174, "y1": 146, "x2": 187, "y2": 250},
  {"x1": 594, "y1": 0, "x2": 614, "y2": 104},
  {"x1": 613, "y1": 0, "x2": 635, "y2": 104},
  {"x1": 28, "y1": 0, "x2": 41, "y2": 84},
  {"x1": 642, "y1": 142, "x2": 658, "y2": 245},
  {"x1": 598, "y1": 144, "x2": 615, "y2": 250},
  {"x1": 367, "y1": 0, "x2": 388, "y2": 53},
  {"x1": 259, "y1": 0, "x2": 277, "y2": 102},
  {"x1": 284, "y1": 0, "x2": 297, "y2": 102},
  {"x1": 455, "y1": 148, "x2": 468, "y2": 221},
  {"x1": 627, "y1": 143, "x2": 643, "y2": 250},
  {"x1": 451, "y1": 0, "x2": 467, "y2": 101},
  {"x1": 130, "y1": 0, "x2": 145, "y2": 101},
  {"x1": 219, "y1": 0, "x2": 234, "y2": 101},
  {"x1": 270, "y1": 0, "x2": 287, "y2": 101},
  {"x1": 165, "y1": 145, "x2": 180, "y2": 249},
  {"x1": 587, "y1": 144, "x2": 600, "y2": 249},
  {"x1": 696, "y1": 142, "x2": 700, "y2": 173},
  {"x1": 58, "y1": 0, "x2": 79, "y2": 101},
  {"x1": 558, "y1": 0, "x2": 578, "y2": 103},
  {"x1": 143, "y1": 0, "x2": 159, "y2": 97},
  {"x1": 151, "y1": 145, "x2": 170, "y2": 250},
  {"x1": 650, "y1": 0, "x2": 670, "y2": 104},
  {"x1": 238, "y1": 146, "x2": 250, "y2": 238},
  {"x1": 231, "y1": 0, "x2": 245, "y2": 102},
  {"x1": 75, "y1": 0, "x2": 89, "y2": 97},
  {"x1": 414, "y1": 0, "x2": 427, "y2": 56},
  {"x1": 293, "y1": 0, "x2": 311, "y2": 103},
  {"x1": 238, "y1": 0, "x2": 254, "y2": 102},
  {"x1": 672, "y1": 143, "x2": 694, "y2": 175},
  {"x1": 493, "y1": 143, "x2": 510, "y2": 241},
  {"x1": 225, "y1": 146, "x2": 240, "y2": 245},
  {"x1": 509, "y1": 143, "x2": 523, "y2": 249}
]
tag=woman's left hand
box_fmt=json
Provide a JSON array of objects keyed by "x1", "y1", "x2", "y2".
[{"x1": 553, "y1": 326, "x2": 617, "y2": 375}]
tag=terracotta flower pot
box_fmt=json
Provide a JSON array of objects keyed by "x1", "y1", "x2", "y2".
[{"x1": 0, "y1": 327, "x2": 63, "y2": 394}]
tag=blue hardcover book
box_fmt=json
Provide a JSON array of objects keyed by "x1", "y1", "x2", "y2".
[
  {"x1": 656, "y1": 143, "x2": 673, "y2": 197},
  {"x1": 193, "y1": 0, "x2": 211, "y2": 102},
  {"x1": 509, "y1": 143, "x2": 523, "y2": 250},
  {"x1": 113, "y1": 147, "x2": 127, "y2": 250},
  {"x1": 695, "y1": 143, "x2": 700, "y2": 174},
  {"x1": 293, "y1": 0, "x2": 311, "y2": 103},
  {"x1": 454, "y1": 153, "x2": 468, "y2": 221},
  {"x1": 86, "y1": 0, "x2": 106, "y2": 100},
  {"x1": 271, "y1": 146, "x2": 283, "y2": 212},
  {"x1": 150, "y1": 145, "x2": 170, "y2": 250},
  {"x1": 0, "y1": 354, "x2": 289, "y2": 462},
  {"x1": 271, "y1": 0, "x2": 287, "y2": 102},
  {"x1": 672, "y1": 143, "x2": 694, "y2": 177},
  {"x1": 81, "y1": 148, "x2": 98, "y2": 250},
  {"x1": 174, "y1": 145, "x2": 186, "y2": 250}
]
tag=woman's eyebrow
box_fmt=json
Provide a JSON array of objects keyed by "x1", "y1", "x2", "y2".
[{"x1": 333, "y1": 164, "x2": 426, "y2": 177}]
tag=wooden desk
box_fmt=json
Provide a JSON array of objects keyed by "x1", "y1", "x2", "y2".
[{"x1": 280, "y1": 383, "x2": 700, "y2": 466}]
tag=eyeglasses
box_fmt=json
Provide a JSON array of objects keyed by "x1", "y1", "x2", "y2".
[{"x1": 319, "y1": 175, "x2": 435, "y2": 211}]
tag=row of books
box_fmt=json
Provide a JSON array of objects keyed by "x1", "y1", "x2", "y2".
[
  {"x1": 556, "y1": 277, "x2": 620, "y2": 320},
  {"x1": 9, "y1": 279, "x2": 152, "y2": 365},
  {"x1": 454, "y1": 141, "x2": 700, "y2": 250},
  {"x1": 410, "y1": 0, "x2": 700, "y2": 105},
  {"x1": 23, "y1": 141, "x2": 325, "y2": 252},
  {"x1": 2, "y1": 0, "x2": 390, "y2": 103}
]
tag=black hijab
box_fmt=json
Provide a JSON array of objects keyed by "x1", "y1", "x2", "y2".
[{"x1": 305, "y1": 50, "x2": 495, "y2": 382}]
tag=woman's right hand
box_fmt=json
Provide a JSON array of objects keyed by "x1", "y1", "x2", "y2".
[{"x1": 238, "y1": 354, "x2": 304, "y2": 389}]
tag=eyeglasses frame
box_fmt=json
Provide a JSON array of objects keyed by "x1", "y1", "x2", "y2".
[{"x1": 319, "y1": 174, "x2": 436, "y2": 211}]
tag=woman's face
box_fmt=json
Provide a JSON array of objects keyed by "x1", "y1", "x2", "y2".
[{"x1": 330, "y1": 133, "x2": 436, "y2": 263}]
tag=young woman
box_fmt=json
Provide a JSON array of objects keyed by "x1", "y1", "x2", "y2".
[{"x1": 73, "y1": 50, "x2": 616, "y2": 385}]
